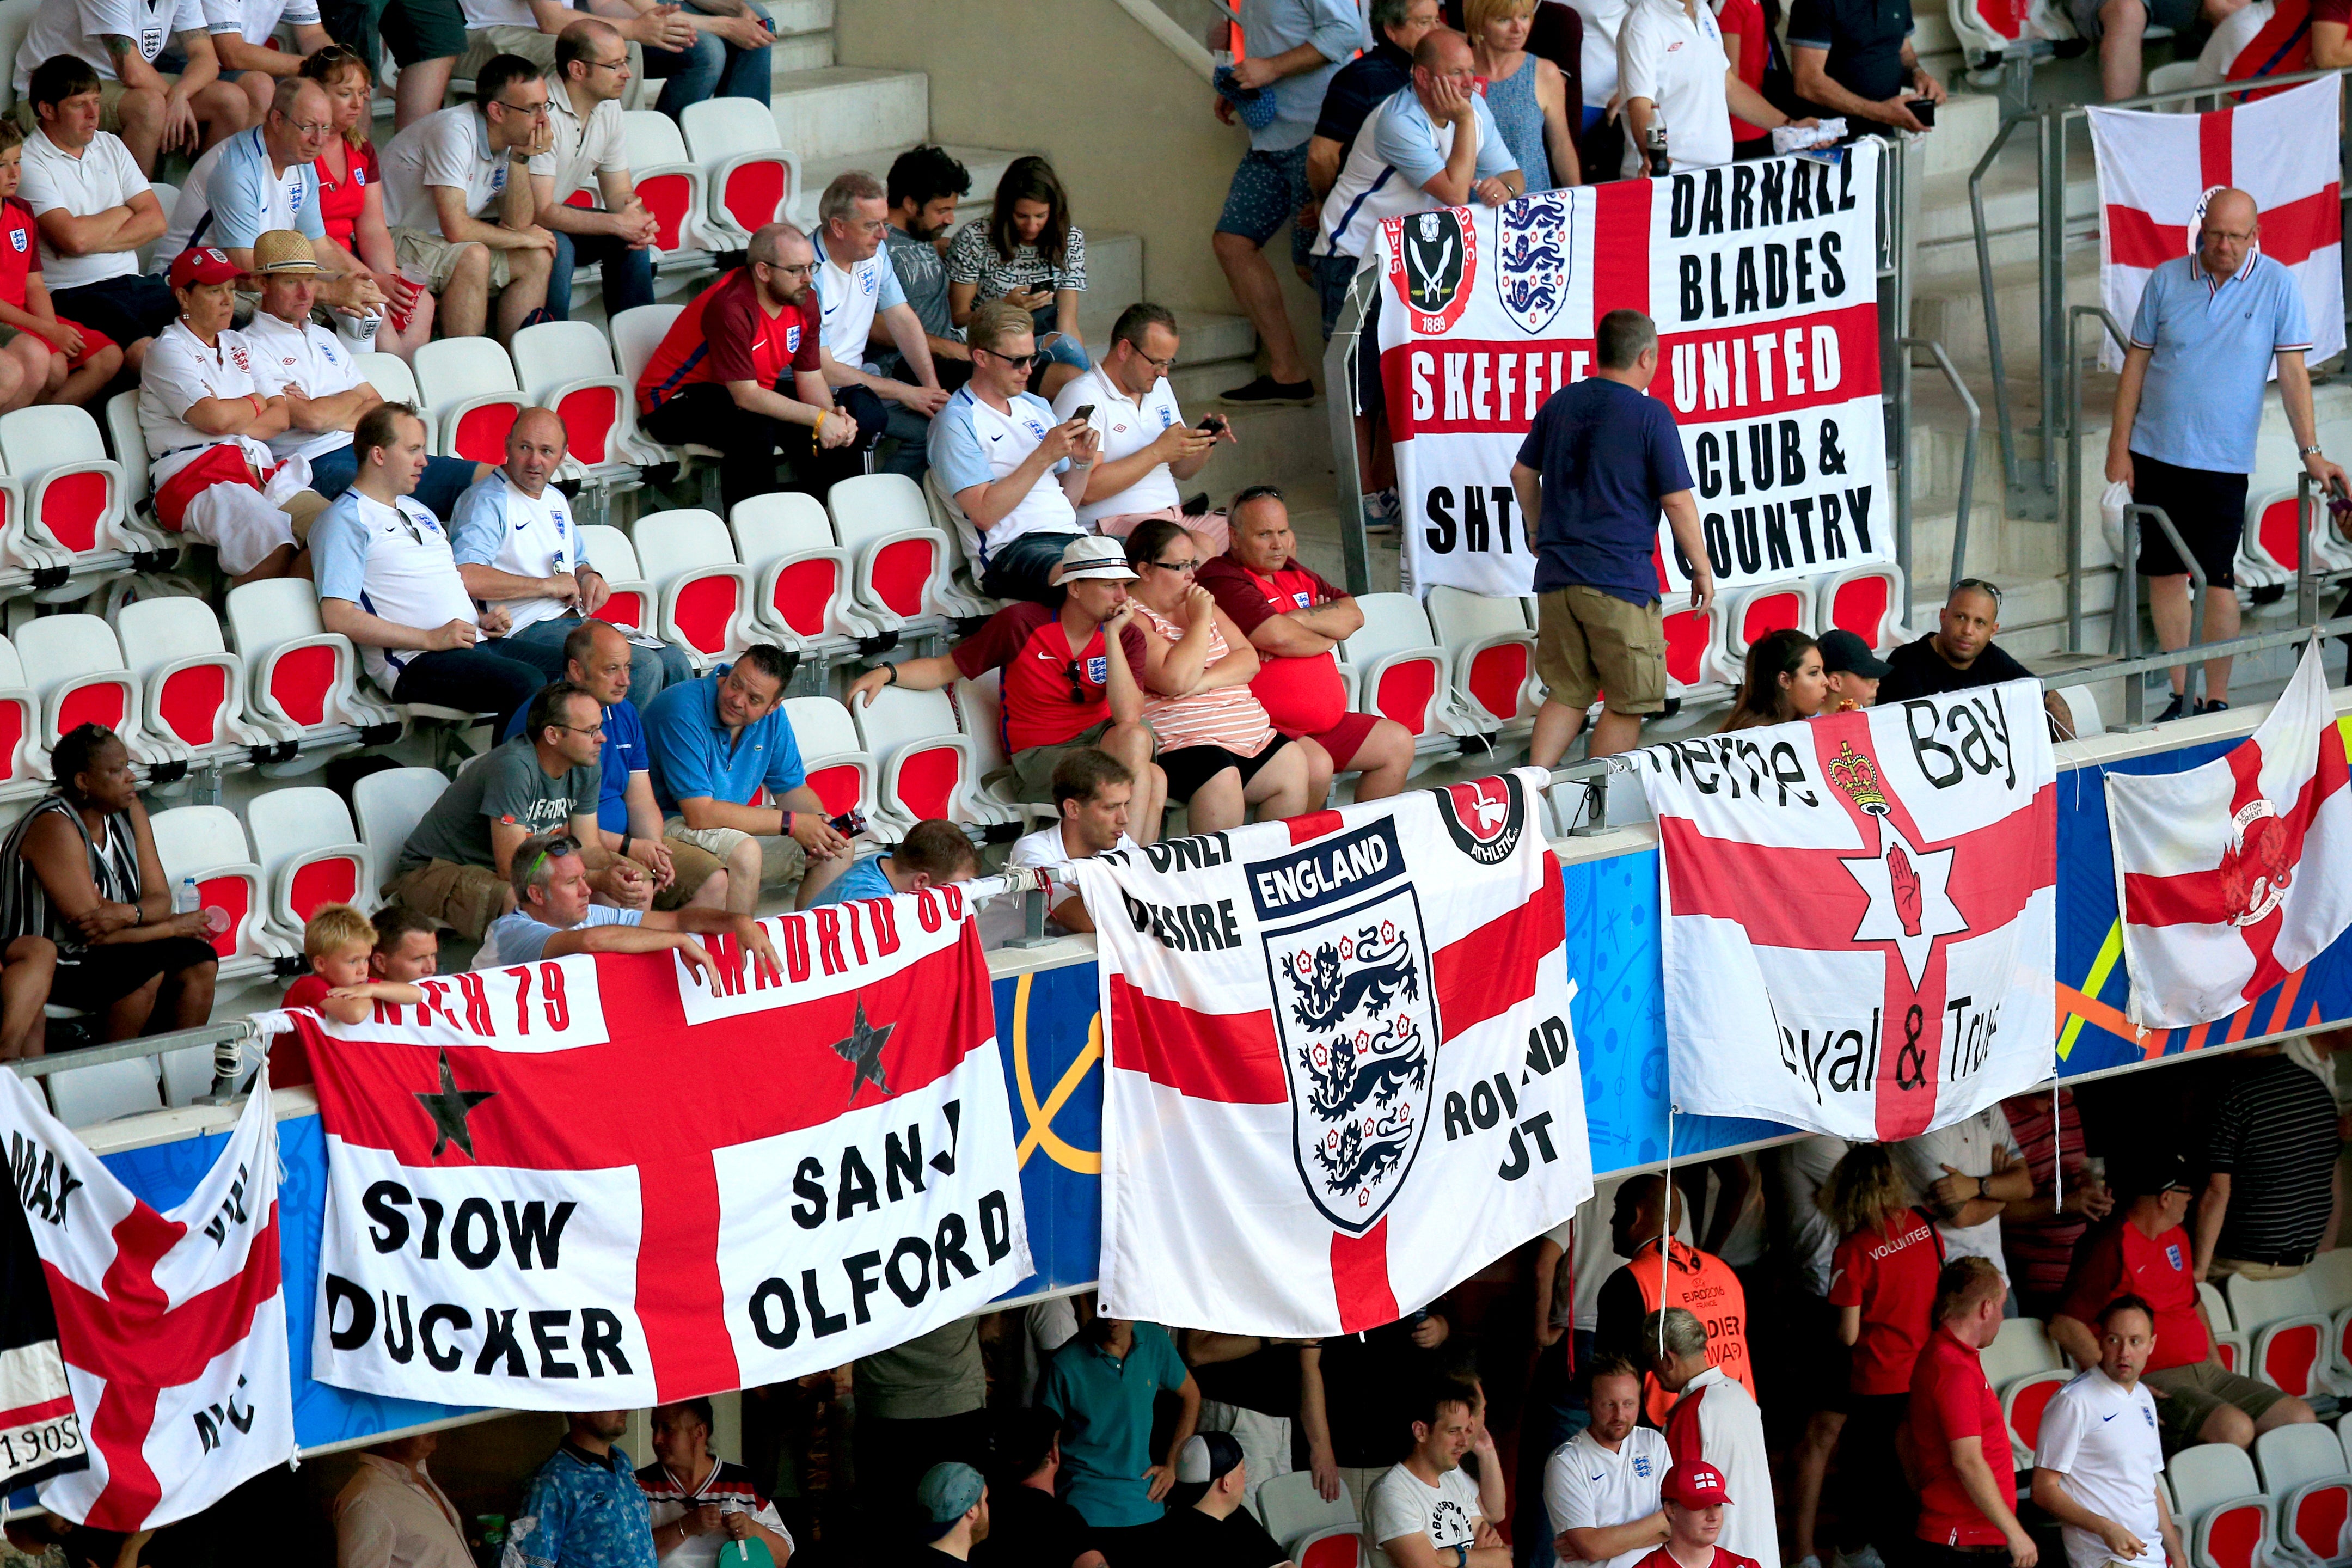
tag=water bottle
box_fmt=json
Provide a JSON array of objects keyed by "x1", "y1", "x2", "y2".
[
  {"x1": 174, "y1": 877, "x2": 198, "y2": 917},
  {"x1": 1645, "y1": 114, "x2": 1671, "y2": 177}
]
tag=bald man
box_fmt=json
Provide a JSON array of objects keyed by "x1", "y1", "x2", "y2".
[
  {"x1": 2108, "y1": 187, "x2": 2345, "y2": 720},
  {"x1": 450, "y1": 407, "x2": 696, "y2": 701}
]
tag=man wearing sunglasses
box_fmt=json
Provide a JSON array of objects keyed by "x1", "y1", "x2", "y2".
[
  {"x1": 1877, "y1": 579, "x2": 2075, "y2": 737},
  {"x1": 376, "y1": 52, "x2": 555, "y2": 345},
  {"x1": 475, "y1": 828, "x2": 777, "y2": 978}
]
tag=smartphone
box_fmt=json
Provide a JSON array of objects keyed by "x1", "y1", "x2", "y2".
[
  {"x1": 1070, "y1": 404, "x2": 1096, "y2": 424},
  {"x1": 1198, "y1": 414, "x2": 1227, "y2": 436},
  {"x1": 1907, "y1": 96, "x2": 1935, "y2": 127},
  {"x1": 828, "y1": 808, "x2": 868, "y2": 838}
]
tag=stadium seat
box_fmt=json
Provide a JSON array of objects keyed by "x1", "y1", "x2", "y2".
[
  {"x1": 2170, "y1": 1443, "x2": 2276, "y2": 1568},
  {"x1": 920, "y1": 469, "x2": 1008, "y2": 616},
  {"x1": 609, "y1": 304, "x2": 722, "y2": 504},
  {"x1": 2241, "y1": 488, "x2": 2352, "y2": 596},
  {"x1": 2002, "y1": 1369, "x2": 2070, "y2": 1471},
  {"x1": 7, "y1": 401, "x2": 157, "y2": 575},
  {"x1": 2255, "y1": 1425, "x2": 2352, "y2": 1567},
  {"x1": 2308, "y1": 1254, "x2": 2352, "y2": 1388},
  {"x1": 353, "y1": 767, "x2": 452, "y2": 900},
  {"x1": 630, "y1": 509, "x2": 757, "y2": 666},
  {"x1": 159, "y1": 1043, "x2": 215, "y2": 1107},
  {"x1": 224, "y1": 578, "x2": 399, "y2": 760},
  {"x1": 412, "y1": 339, "x2": 526, "y2": 465},
  {"x1": 826, "y1": 473, "x2": 959, "y2": 635},
  {"x1": 1821, "y1": 562, "x2": 1908, "y2": 653},
  {"x1": 619, "y1": 110, "x2": 709, "y2": 265},
  {"x1": 357, "y1": 352, "x2": 422, "y2": 408},
  {"x1": 1714, "y1": 579, "x2": 1818, "y2": 683},
  {"x1": 13, "y1": 614, "x2": 164, "y2": 770},
  {"x1": 114, "y1": 595, "x2": 272, "y2": 775},
  {"x1": 1662, "y1": 603, "x2": 1729, "y2": 699},
  {"x1": 1340, "y1": 593, "x2": 1457, "y2": 752},
  {"x1": 509, "y1": 320, "x2": 662, "y2": 482},
  {"x1": 1983, "y1": 1318, "x2": 2063, "y2": 1387},
  {"x1": 951, "y1": 671, "x2": 1050, "y2": 828},
  {"x1": 45, "y1": 1057, "x2": 164, "y2": 1127},
  {"x1": 577, "y1": 524, "x2": 656, "y2": 631},
  {"x1": 1260, "y1": 1468, "x2": 1361, "y2": 1545},
  {"x1": 2231, "y1": 1273, "x2": 2332, "y2": 1398},
  {"x1": 148, "y1": 804, "x2": 287, "y2": 981},
  {"x1": 247, "y1": 785, "x2": 372, "y2": 947},
  {"x1": 2051, "y1": 684, "x2": 2105, "y2": 742},
  {"x1": 779, "y1": 695, "x2": 875, "y2": 823},
  {"x1": 730, "y1": 492, "x2": 879, "y2": 656},
  {"x1": 2205, "y1": 1281, "x2": 2252, "y2": 1376},
  {"x1": 1426, "y1": 587, "x2": 1538, "y2": 738},
  {"x1": 679, "y1": 98, "x2": 796, "y2": 248},
  {"x1": 850, "y1": 684, "x2": 1006, "y2": 836},
  {"x1": 0, "y1": 636, "x2": 46, "y2": 803}
]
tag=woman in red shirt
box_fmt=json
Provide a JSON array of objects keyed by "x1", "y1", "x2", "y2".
[{"x1": 303, "y1": 46, "x2": 433, "y2": 361}]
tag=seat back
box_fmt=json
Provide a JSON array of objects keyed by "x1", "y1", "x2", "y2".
[
  {"x1": 357, "y1": 352, "x2": 422, "y2": 406},
  {"x1": 12, "y1": 402, "x2": 121, "y2": 553},
  {"x1": 2255, "y1": 1316, "x2": 2329, "y2": 1398},
  {"x1": 2253, "y1": 491, "x2": 2305, "y2": 574},
  {"x1": 353, "y1": 767, "x2": 452, "y2": 892},
  {"x1": 2172, "y1": 1443, "x2": 2264, "y2": 1517},
  {"x1": 681, "y1": 98, "x2": 790, "y2": 234},
  {"x1": 413, "y1": 338, "x2": 522, "y2": 461},
  {"x1": 1426, "y1": 586, "x2": 1535, "y2": 725},
  {"x1": 1826, "y1": 564, "x2": 1905, "y2": 653},
  {"x1": 1293, "y1": 1526, "x2": 1361, "y2": 1568},
  {"x1": 226, "y1": 577, "x2": 350, "y2": 730},
  {"x1": 512, "y1": 321, "x2": 632, "y2": 469},
  {"x1": 1258, "y1": 1469, "x2": 1359, "y2": 1549},
  {"x1": 2002, "y1": 1369, "x2": 2071, "y2": 1462},
  {"x1": 247, "y1": 785, "x2": 365, "y2": 922},
  {"x1": 953, "y1": 671, "x2": 1009, "y2": 775},
  {"x1": 116, "y1": 597, "x2": 235, "y2": 750},
  {"x1": 2310, "y1": 1251, "x2": 2352, "y2": 1315},
  {"x1": 2230, "y1": 1272, "x2": 2324, "y2": 1336},
  {"x1": 1662, "y1": 605, "x2": 1721, "y2": 692},
  {"x1": 610, "y1": 304, "x2": 685, "y2": 393},
  {"x1": 633, "y1": 508, "x2": 744, "y2": 655},
  {"x1": 734, "y1": 492, "x2": 851, "y2": 642},
  {"x1": 15, "y1": 615, "x2": 131, "y2": 733},
  {"x1": 46, "y1": 1058, "x2": 164, "y2": 1126},
  {"x1": 147, "y1": 804, "x2": 259, "y2": 960},
  {"x1": 829, "y1": 473, "x2": 946, "y2": 622},
  {"x1": 1343, "y1": 595, "x2": 1445, "y2": 737},
  {"x1": 2202, "y1": 1281, "x2": 2237, "y2": 1332},
  {"x1": 1982, "y1": 1317, "x2": 2062, "y2": 1387},
  {"x1": 780, "y1": 695, "x2": 871, "y2": 818},
  {"x1": 855, "y1": 685, "x2": 973, "y2": 824},
  {"x1": 2051, "y1": 684, "x2": 2104, "y2": 741},
  {"x1": 1728, "y1": 583, "x2": 1813, "y2": 656},
  {"x1": 620, "y1": 110, "x2": 699, "y2": 252},
  {"x1": 1344, "y1": 593, "x2": 1438, "y2": 665},
  {"x1": 2255, "y1": 1425, "x2": 2352, "y2": 1494}
]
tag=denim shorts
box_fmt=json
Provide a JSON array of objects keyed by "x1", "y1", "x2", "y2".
[{"x1": 1218, "y1": 143, "x2": 1314, "y2": 265}]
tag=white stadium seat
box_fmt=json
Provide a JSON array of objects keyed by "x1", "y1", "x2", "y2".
[
  {"x1": 224, "y1": 578, "x2": 399, "y2": 759},
  {"x1": 13, "y1": 614, "x2": 162, "y2": 770},
  {"x1": 779, "y1": 695, "x2": 875, "y2": 825},
  {"x1": 1982, "y1": 1316, "x2": 2062, "y2": 1388},
  {"x1": 827, "y1": 473, "x2": 962, "y2": 634},
  {"x1": 147, "y1": 804, "x2": 289, "y2": 981},
  {"x1": 1426, "y1": 586, "x2": 1538, "y2": 738},
  {"x1": 2169, "y1": 1442, "x2": 2274, "y2": 1568},
  {"x1": 630, "y1": 509, "x2": 758, "y2": 666},
  {"x1": 730, "y1": 491, "x2": 878, "y2": 656},
  {"x1": 7, "y1": 401, "x2": 156, "y2": 574},
  {"x1": 577, "y1": 524, "x2": 657, "y2": 632},
  {"x1": 849, "y1": 684, "x2": 1007, "y2": 836},
  {"x1": 353, "y1": 767, "x2": 453, "y2": 901},
  {"x1": 1821, "y1": 561, "x2": 1908, "y2": 654},
  {"x1": 0, "y1": 635, "x2": 46, "y2": 802},
  {"x1": 112, "y1": 596, "x2": 266, "y2": 773},
  {"x1": 1339, "y1": 593, "x2": 1456, "y2": 753},
  {"x1": 620, "y1": 109, "x2": 710, "y2": 267},
  {"x1": 679, "y1": 98, "x2": 796, "y2": 248},
  {"x1": 45, "y1": 1057, "x2": 165, "y2": 1127},
  {"x1": 412, "y1": 339, "x2": 525, "y2": 465},
  {"x1": 357, "y1": 352, "x2": 424, "y2": 408},
  {"x1": 247, "y1": 785, "x2": 373, "y2": 947},
  {"x1": 509, "y1": 320, "x2": 663, "y2": 483},
  {"x1": 1716, "y1": 579, "x2": 1819, "y2": 684},
  {"x1": 2253, "y1": 1424, "x2": 2352, "y2": 1567}
]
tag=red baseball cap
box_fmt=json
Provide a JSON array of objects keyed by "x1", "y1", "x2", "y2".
[
  {"x1": 168, "y1": 247, "x2": 242, "y2": 289},
  {"x1": 1659, "y1": 1461, "x2": 1733, "y2": 1509}
]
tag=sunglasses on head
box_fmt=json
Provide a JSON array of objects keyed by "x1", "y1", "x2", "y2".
[
  {"x1": 1952, "y1": 577, "x2": 2005, "y2": 608},
  {"x1": 523, "y1": 834, "x2": 581, "y2": 888}
]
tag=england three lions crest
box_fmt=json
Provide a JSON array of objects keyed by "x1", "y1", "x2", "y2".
[
  {"x1": 1384, "y1": 207, "x2": 1479, "y2": 336},
  {"x1": 1247, "y1": 817, "x2": 1442, "y2": 1234},
  {"x1": 1496, "y1": 192, "x2": 1570, "y2": 335}
]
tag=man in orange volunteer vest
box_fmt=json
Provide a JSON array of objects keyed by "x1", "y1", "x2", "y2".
[{"x1": 1595, "y1": 1175, "x2": 1755, "y2": 1424}]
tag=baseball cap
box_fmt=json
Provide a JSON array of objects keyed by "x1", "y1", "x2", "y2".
[
  {"x1": 915, "y1": 1462, "x2": 984, "y2": 1539},
  {"x1": 2132, "y1": 1151, "x2": 2196, "y2": 1196},
  {"x1": 1175, "y1": 1432, "x2": 1244, "y2": 1487},
  {"x1": 251, "y1": 230, "x2": 324, "y2": 275},
  {"x1": 167, "y1": 247, "x2": 242, "y2": 289},
  {"x1": 1057, "y1": 534, "x2": 1137, "y2": 583},
  {"x1": 1817, "y1": 628, "x2": 1891, "y2": 680},
  {"x1": 1659, "y1": 1460, "x2": 1734, "y2": 1509}
]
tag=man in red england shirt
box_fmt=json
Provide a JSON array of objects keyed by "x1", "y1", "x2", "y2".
[
  {"x1": 1631, "y1": 1461, "x2": 1758, "y2": 1568},
  {"x1": 1196, "y1": 485, "x2": 1416, "y2": 804},
  {"x1": 635, "y1": 219, "x2": 867, "y2": 512},
  {"x1": 2048, "y1": 1153, "x2": 2312, "y2": 1451},
  {"x1": 1909, "y1": 1256, "x2": 2036, "y2": 1568},
  {"x1": 846, "y1": 535, "x2": 1168, "y2": 840}
]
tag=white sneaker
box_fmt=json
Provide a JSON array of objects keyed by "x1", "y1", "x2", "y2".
[{"x1": 1835, "y1": 1546, "x2": 1888, "y2": 1568}]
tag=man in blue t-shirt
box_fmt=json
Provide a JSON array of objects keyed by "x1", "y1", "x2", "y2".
[
  {"x1": 1510, "y1": 308, "x2": 1713, "y2": 767},
  {"x1": 797, "y1": 817, "x2": 978, "y2": 910}
]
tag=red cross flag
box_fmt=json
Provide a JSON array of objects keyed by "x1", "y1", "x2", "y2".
[
  {"x1": 1636, "y1": 684, "x2": 2058, "y2": 1139},
  {"x1": 297, "y1": 889, "x2": 1027, "y2": 1408},
  {"x1": 2107, "y1": 642, "x2": 2352, "y2": 1028},
  {"x1": 0, "y1": 1067, "x2": 292, "y2": 1530},
  {"x1": 2086, "y1": 76, "x2": 2344, "y2": 372}
]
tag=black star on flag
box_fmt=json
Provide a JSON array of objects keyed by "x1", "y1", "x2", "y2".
[
  {"x1": 830, "y1": 999, "x2": 896, "y2": 1104},
  {"x1": 415, "y1": 1048, "x2": 495, "y2": 1160}
]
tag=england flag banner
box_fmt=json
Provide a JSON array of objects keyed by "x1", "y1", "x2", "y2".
[
  {"x1": 0, "y1": 1067, "x2": 292, "y2": 1529},
  {"x1": 1373, "y1": 143, "x2": 1888, "y2": 598},
  {"x1": 2107, "y1": 641, "x2": 2352, "y2": 1028},
  {"x1": 299, "y1": 889, "x2": 1028, "y2": 1409},
  {"x1": 1636, "y1": 685, "x2": 2057, "y2": 1138},
  {"x1": 1074, "y1": 771, "x2": 1591, "y2": 1337},
  {"x1": 2086, "y1": 77, "x2": 2344, "y2": 373}
]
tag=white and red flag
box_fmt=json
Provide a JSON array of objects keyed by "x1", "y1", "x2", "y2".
[
  {"x1": 2086, "y1": 76, "x2": 2344, "y2": 372},
  {"x1": 0, "y1": 1065, "x2": 293, "y2": 1529},
  {"x1": 1075, "y1": 771, "x2": 1591, "y2": 1337},
  {"x1": 2107, "y1": 641, "x2": 2352, "y2": 1028},
  {"x1": 1635, "y1": 684, "x2": 2058, "y2": 1138},
  {"x1": 299, "y1": 889, "x2": 1028, "y2": 1408}
]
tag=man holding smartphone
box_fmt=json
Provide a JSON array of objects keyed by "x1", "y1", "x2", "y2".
[
  {"x1": 1786, "y1": 0, "x2": 1947, "y2": 133},
  {"x1": 1052, "y1": 302, "x2": 1236, "y2": 552}
]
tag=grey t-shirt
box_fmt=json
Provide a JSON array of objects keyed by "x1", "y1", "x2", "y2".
[
  {"x1": 877, "y1": 222, "x2": 958, "y2": 381},
  {"x1": 398, "y1": 738, "x2": 602, "y2": 872},
  {"x1": 854, "y1": 1320, "x2": 987, "y2": 1420}
]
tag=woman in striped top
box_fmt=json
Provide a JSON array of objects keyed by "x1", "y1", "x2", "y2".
[
  {"x1": 1123, "y1": 518, "x2": 1313, "y2": 834},
  {"x1": 0, "y1": 725, "x2": 218, "y2": 1045}
]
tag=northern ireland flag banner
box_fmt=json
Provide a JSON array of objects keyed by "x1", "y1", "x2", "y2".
[
  {"x1": 1075, "y1": 771, "x2": 1591, "y2": 1337},
  {"x1": 301, "y1": 889, "x2": 1028, "y2": 1409},
  {"x1": 1374, "y1": 142, "x2": 1888, "y2": 598},
  {"x1": 2107, "y1": 641, "x2": 2352, "y2": 1028},
  {"x1": 2086, "y1": 76, "x2": 2344, "y2": 373},
  {"x1": 1636, "y1": 685, "x2": 2057, "y2": 1137},
  {"x1": 0, "y1": 1067, "x2": 292, "y2": 1529}
]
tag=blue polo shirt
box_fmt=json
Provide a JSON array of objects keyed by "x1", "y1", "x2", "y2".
[
  {"x1": 1238, "y1": 0, "x2": 1364, "y2": 151},
  {"x1": 803, "y1": 852, "x2": 895, "y2": 907},
  {"x1": 503, "y1": 697, "x2": 647, "y2": 835},
  {"x1": 2127, "y1": 250, "x2": 2313, "y2": 475},
  {"x1": 643, "y1": 664, "x2": 807, "y2": 816},
  {"x1": 1041, "y1": 1324, "x2": 1189, "y2": 1528},
  {"x1": 1518, "y1": 376, "x2": 1694, "y2": 604}
]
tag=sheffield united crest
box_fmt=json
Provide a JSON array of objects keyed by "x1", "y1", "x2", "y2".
[
  {"x1": 1248, "y1": 816, "x2": 1442, "y2": 1234},
  {"x1": 1496, "y1": 191, "x2": 1571, "y2": 335},
  {"x1": 1385, "y1": 207, "x2": 1478, "y2": 336}
]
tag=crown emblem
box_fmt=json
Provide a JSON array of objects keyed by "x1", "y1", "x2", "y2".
[{"x1": 1827, "y1": 741, "x2": 1890, "y2": 816}]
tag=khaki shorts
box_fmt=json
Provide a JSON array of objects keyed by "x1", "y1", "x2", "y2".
[
  {"x1": 393, "y1": 227, "x2": 516, "y2": 293},
  {"x1": 663, "y1": 820, "x2": 808, "y2": 889},
  {"x1": 2143, "y1": 1360, "x2": 2292, "y2": 1445},
  {"x1": 1535, "y1": 585, "x2": 1667, "y2": 714},
  {"x1": 652, "y1": 840, "x2": 725, "y2": 910},
  {"x1": 384, "y1": 858, "x2": 509, "y2": 941},
  {"x1": 1005, "y1": 718, "x2": 1119, "y2": 802},
  {"x1": 2209, "y1": 1258, "x2": 2307, "y2": 1282},
  {"x1": 15, "y1": 77, "x2": 174, "y2": 134},
  {"x1": 458, "y1": 27, "x2": 640, "y2": 77}
]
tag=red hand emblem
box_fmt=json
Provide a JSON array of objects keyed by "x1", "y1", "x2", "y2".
[{"x1": 1888, "y1": 843, "x2": 1924, "y2": 937}]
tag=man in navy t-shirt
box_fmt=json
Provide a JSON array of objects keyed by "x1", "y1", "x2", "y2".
[{"x1": 1510, "y1": 308, "x2": 1714, "y2": 765}]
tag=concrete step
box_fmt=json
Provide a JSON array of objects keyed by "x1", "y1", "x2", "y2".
[
  {"x1": 759, "y1": 0, "x2": 834, "y2": 34},
  {"x1": 770, "y1": 67, "x2": 928, "y2": 162},
  {"x1": 1203, "y1": 401, "x2": 1336, "y2": 493},
  {"x1": 771, "y1": 32, "x2": 834, "y2": 71},
  {"x1": 1912, "y1": 141, "x2": 2098, "y2": 280},
  {"x1": 1911, "y1": 249, "x2": 2101, "y2": 376},
  {"x1": 784, "y1": 143, "x2": 1026, "y2": 228},
  {"x1": 1286, "y1": 503, "x2": 1404, "y2": 595}
]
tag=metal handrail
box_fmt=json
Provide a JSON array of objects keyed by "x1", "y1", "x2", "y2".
[
  {"x1": 1897, "y1": 336, "x2": 1980, "y2": 612},
  {"x1": 2116, "y1": 502, "x2": 2207, "y2": 727}
]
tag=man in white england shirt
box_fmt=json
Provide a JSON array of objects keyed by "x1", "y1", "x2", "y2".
[
  {"x1": 17, "y1": 57, "x2": 174, "y2": 364},
  {"x1": 1549, "y1": 1355, "x2": 1671, "y2": 1568},
  {"x1": 1050, "y1": 301, "x2": 1232, "y2": 552},
  {"x1": 1367, "y1": 1377, "x2": 1509, "y2": 1568},
  {"x1": 1003, "y1": 745, "x2": 1140, "y2": 936},
  {"x1": 2032, "y1": 1297, "x2": 2188, "y2": 1568},
  {"x1": 10, "y1": 0, "x2": 248, "y2": 175},
  {"x1": 202, "y1": 0, "x2": 331, "y2": 124},
  {"x1": 812, "y1": 167, "x2": 946, "y2": 479}
]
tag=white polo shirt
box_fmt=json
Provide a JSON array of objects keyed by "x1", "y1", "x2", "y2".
[
  {"x1": 813, "y1": 229, "x2": 906, "y2": 366},
  {"x1": 1671, "y1": 1367, "x2": 1779, "y2": 1568},
  {"x1": 926, "y1": 385, "x2": 1078, "y2": 566},
  {"x1": 1546, "y1": 1428, "x2": 1669, "y2": 1568},
  {"x1": 15, "y1": 128, "x2": 149, "y2": 290},
  {"x1": 1006, "y1": 821, "x2": 1138, "y2": 936},
  {"x1": 1316, "y1": 83, "x2": 1515, "y2": 261},
  {"x1": 239, "y1": 309, "x2": 365, "y2": 463},
  {"x1": 205, "y1": 0, "x2": 319, "y2": 42},
  {"x1": 446, "y1": 471, "x2": 581, "y2": 635},
  {"x1": 12, "y1": 0, "x2": 204, "y2": 94},
  {"x1": 138, "y1": 320, "x2": 278, "y2": 491},
  {"x1": 2035, "y1": 1369, "x2": 2166, "y2": 1568},
  {"x1": 460, "y1": 0, "x2": 534, "y2": 27},
  {"x1": 380, "y1": 105, "x2": 511, "y2": 231},
  {"x1": 1616, "y1": 0, "x2": 1734, "y2": 175},
  {"x1": 1895, "y1": 1106, "x2": 2016, "y2": 1283},
  {"x1": 1051, "y1": 363, "x2": 1185, "y2": 525},
  {"x1": 531, "y1": 81, "x2": 627, "y2": 206},
  {"x1": 310, "y1": 488, "x2": 478, "y2": 688}
]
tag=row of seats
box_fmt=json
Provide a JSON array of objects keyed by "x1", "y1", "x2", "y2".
[
  {"x1": 2237, "y1": 487, "x2": 2352, "y2": 602},
  {"x1": 2170, "y1": 1426, "x2": 2352, "y2": 1568}
]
